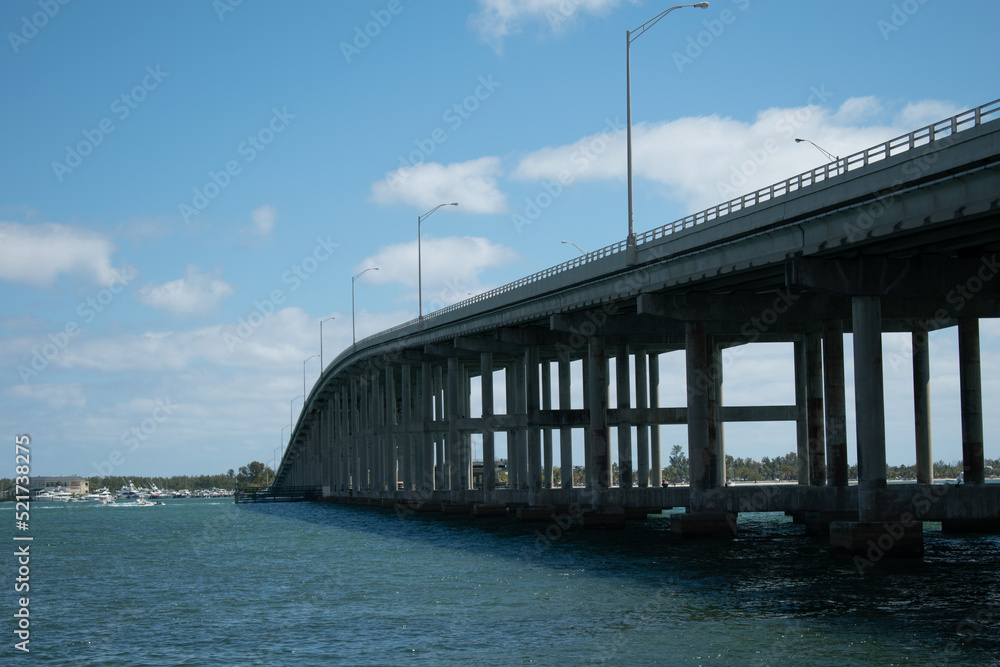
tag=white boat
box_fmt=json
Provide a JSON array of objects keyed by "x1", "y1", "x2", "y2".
[
  {"x1": 84, "y1": 487, "x2": 113, "y2": 501},
  {"x1": 115, "y1": 481, "x2": 147, "y2": 500}
]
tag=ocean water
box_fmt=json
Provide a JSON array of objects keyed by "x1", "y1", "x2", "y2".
[{"x1": 4, "y1": 499, "x2": 999, "y2": 665}]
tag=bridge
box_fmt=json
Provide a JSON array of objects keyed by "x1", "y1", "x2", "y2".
[{"x1": 272, "y1": 99, "x2": 1000, "y2": 556}]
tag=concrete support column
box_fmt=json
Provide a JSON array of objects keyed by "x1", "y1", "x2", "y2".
[
  {"x1": 447, "y1": 357, "x2": 459, "y2": 492},
  {"x1": 912, "y1": 329, "x2": 933, "y2": 484},
  {"x1": 375, "y1": 372, "x2": 383, "y2": 492},
  {"x1": 340, "y1": 392, "x2": 354, "y2": 492},
  {"x1": 649, "y1": 354, "x2": 662, "y2": 487},
  {"x1": 385, "y1": 367, "x2": 397, "y2": 493},
  {"x1": 332, "y1": 390, "x2": 342, "y2": 491},
  {"x1": 420, "y1": 362, "x2": 434, "y2": 492},
  {"x1": 481, "y1": 352, "x2": 495, "y2": 492},
  {"x1": 588, "y1": 337, "x2": 610, "y2": 491},
  {"x1": 958, "y1": 318, "x2": 986, "y2": 484},
  {"x1": 793, "y1": 339, "x2": 809, "y2": 485},
  {"x1": 505, "y1": 364, "x2": 519, "y2": 491},
  {"x1": 616, "y1": 345, "x2": 633, "y2": 489},
  {"x1": 558, "y1": 357, "x2": 573, "y2": 489},
  {"x1": 806, "y1": 333, "x2": 827, "y2": 487},
  {"x1": 356, "y1": 380, "x2": 364, "y2": 492},
  {"x1": 358, "y1": 375, "x2": 372, "y2": 492},
  {"x1": 853, "y1": 296, "x2": 887, "y2": 520},
  {"x1": 434, "y1": 366, "x2": 445, "y2": 490},
  {"x1": 401, "y1": 364, "x2": 412, "y2": 492},
  {"x1": 635, "y1": 351, "x2": 649, "y2": 488},
  {"x1": 515, "y1": 359, "x2": 529, "y2": 489},
  {"x1": 686, "y1": 322, "x2": 712, "y2": 494},
  {"x1": 708, "y1": 343, "x2": 725, "y2": 488},
  {"x1": 526, "y1": 347, "x2": 542, "y2": 493},
  {"x1": 823, "y1": 321, "x2": 848, "y2": 487},
  {"x1": 459, "y1": 364, "x2": 472, "y2": 492},
  {"x1": 541, "y1": 360, "x2": 553, "y2": 489}
]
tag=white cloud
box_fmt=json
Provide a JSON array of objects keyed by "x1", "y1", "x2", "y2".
[
  {"x1": 250, "y1": 204, "x2": 277, "y2": 236},
  {"x1": 371, "y1": 157, "x2": 507, "y2": 214},
  {"x1": 895, "y1": 99, "x2": 966, "y2": 130},
  {"x1": 0, "y1": 221, "x2": 122, "y2": 288},
  {"x1": 470, "y1": 0, "x2": 627, "y2": 53},
  {"x1": 513, "y1": 97, "x2": 966, "y2": 214},
  {"x1": 50, "y1": 307, "x2": 329, "y2": 374},
  {"x1": 136, "y1": 265, "x2": 235, "y2": 316},
  {"x1": 7, "y1": 383, "x2": 86, "y2": 409}
]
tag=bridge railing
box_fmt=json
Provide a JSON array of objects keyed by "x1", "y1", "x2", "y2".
[
  {"x1": 636, "y1": 99, "x2": 1000, "y2": 244},
  {"x1": 354, "y1": 98, "x2": 1000, "y2": 348}
]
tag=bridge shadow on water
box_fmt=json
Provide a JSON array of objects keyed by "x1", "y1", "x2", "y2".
[{"x1": 239, "y1": 500, "x2": 1000, "y2": 663}]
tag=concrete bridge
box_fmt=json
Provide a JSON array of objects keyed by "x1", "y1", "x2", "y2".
[{"x1": 273, "y1": 99, "x2": 1000, "y2": 555}]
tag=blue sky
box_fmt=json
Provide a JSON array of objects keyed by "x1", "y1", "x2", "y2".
[{"x1": 2, "y1": 0, "x2": 998, "y2": 478}]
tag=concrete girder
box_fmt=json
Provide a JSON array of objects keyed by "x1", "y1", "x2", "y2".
[{"x1": 787, "y1": 255, "x2": 1000, "y2": 297}]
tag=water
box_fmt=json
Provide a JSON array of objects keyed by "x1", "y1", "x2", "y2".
[{"x1": 5, "y1": 500, "x2": 999, "y2": 665}]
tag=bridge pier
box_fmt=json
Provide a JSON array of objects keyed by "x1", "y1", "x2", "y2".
[
  {"x1": 588, "y1": 337, "x2": 610, "y2": 496},
  {"x1": 616, "y1": 344, "x2": 633, "y2": 489},
  {"x1": 823, "y1": 320, "x2": 848, "y2": 488},
  {"x1": 558, "y1": 357, "x2": 573, "y2": 489}
]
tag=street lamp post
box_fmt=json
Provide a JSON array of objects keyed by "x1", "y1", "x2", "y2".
[
  {"x1": 418, "y1": 202, "x2": 458, "y2": 320},
  {"x1": 795, "y1": 137, "x2": 841, "y2": 173},
  {"x1": 626, "y1": 3, "x2": 709, "y2": 263},
  {"x1": 352, "y1": 267, "x2": 379, "y2": 346},
  {"x1": 561, "y1": 240, "x2": 586, "y2": 255},
  {"x1": 290, "y1": 394, "x2": 304, "y2": 433},
  {"x1": 303, "y1": 355, "x2": 319, "y2": 399},
  {"x1": 320, "y1": 317, "x2": 335, "y2": 369}
]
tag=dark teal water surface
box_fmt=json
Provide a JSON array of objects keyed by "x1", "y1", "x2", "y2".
[{"x1": 4, "y1": 499, "x2": 999, "y2": 665}]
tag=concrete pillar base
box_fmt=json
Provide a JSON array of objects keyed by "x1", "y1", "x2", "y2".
[
  {"x1": 473, "y1": 504, "x2": 508, "y2": 518},
  {"x1": 802, "y1": 510, "x2": 859, "y2": 536},
  {"x1": 670, "y1": 512, "x2": 737, "y2": 538},
  {"x1": 942, "y1": 518, "x2": 1000, "y2": 534},
  {"x1": 579, "y1": 509, "x2": 626, "y2": 529},
  {"x1": 829, "y1": 521, "x2": 924, "y2": 558}
]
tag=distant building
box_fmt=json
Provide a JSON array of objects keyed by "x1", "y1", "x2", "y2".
[{"x1": 31, "y1": 476, "x2": 89, "y2": 496}]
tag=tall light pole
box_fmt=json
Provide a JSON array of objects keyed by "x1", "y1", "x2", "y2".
[
  {"x1": 303, "y1": 355, "x2": 319, "y2": 399},
  {"x1": 320, "y1": 317, "x2": 335, "y2": 370},
  {"x1": 352, "y1": 267, "x2": 379, "y2": 346},
  {"x1": 280, "y1": 425, "x2": 290, "y2": 461},
  {"x1": 626, "y1": 2, "x2": 709, "y2": 263},
  {"x1": 795, "y1": 137, "x2": 840, "y2": 173},
  {"x1": 418, "y1": 202, "x2": 458, "y2": 320},
  {"x1": 561, "y1": 240, "x2": 586, "y2": 255},
  {"x1": 290, "y1": 394, "x2": 304, "y2": 433}
]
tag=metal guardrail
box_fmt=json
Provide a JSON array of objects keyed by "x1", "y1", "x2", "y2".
[{"x1": 352, "y1": 98, "x2": 999, "y2": 347}]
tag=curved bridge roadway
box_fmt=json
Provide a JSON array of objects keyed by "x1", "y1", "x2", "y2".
[{"x1": 273, "y1": 100, "x2": 1000, "y2": 552}]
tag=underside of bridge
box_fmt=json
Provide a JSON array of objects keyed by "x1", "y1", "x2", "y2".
[{"x1": 274, "y1": 102, "x2": 1000, "y2": 556}]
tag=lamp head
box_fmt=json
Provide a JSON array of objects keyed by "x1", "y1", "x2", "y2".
[
  {"x1": 795, "y1": 138, "x2": 806, "y2": 143},
  {"x1": 693, "y1": 2, "x2": 709, "y2": 8}
]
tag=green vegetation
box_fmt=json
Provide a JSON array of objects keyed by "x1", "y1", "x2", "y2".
[{"x1": 235, "y1": 461, "x2": 273, "y2": 487}]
